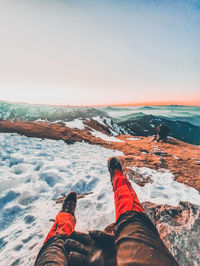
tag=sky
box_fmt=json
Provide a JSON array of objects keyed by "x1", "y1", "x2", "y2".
[{"x1": 0, "y1": 0, "x2": 199, "y2": 106}]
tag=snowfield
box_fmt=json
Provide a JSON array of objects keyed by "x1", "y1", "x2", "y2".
[
  {"x1": 128, "y1": 167, "x2": 200, "y2": 206},
  {"x1": 0, "y1": 133, "x2": 122, "y2": 265},
  {"x1": 0, "y1": 133, "x2": 200, "y2": 265}
]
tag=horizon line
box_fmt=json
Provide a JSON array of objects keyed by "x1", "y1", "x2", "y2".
[{"x1": 0, "y1": 99, "x2": 200, "y2": 107}]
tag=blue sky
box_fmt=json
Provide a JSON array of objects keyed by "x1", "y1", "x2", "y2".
[{"x1": 0, "y1": 0, "x2": 199, "y2": 105}]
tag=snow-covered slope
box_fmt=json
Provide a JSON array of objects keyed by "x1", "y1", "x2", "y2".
[
  {"x1": 0, "y1": 133, "x2": 122, "y2": 265},
  {"x1": 64, "y1": 117, "x2": 124, "y2": 142},
  {"x1": 0, "y1": 133, "x2": 200, "y2": 265},
  {"x1": 128, "y1": 167, "x2": 200, "y2": 206}
]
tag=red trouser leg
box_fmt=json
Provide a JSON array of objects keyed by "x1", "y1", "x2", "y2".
[
  {"x1": 44, "y1": 212, "x2": 76, "y2": 244},
  {"x1": 113, "y1": 169, "x2": 144, "y2": 221}
]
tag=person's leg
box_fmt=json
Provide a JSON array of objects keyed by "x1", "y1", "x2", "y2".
[
  {"x1": 34, "y1": 191, "x2": 77, "y2": 266},
  {"x1": 108, "y1": 157, "x2": 179, "y2": 266},
  {"x1": 44, "y1": 211, "x2": 76, "y2": 244},
  {"x1": 112, "y1": 169, "x2": 144, "y2": 221},
  {"x1": 114, "y1": 211, "x2": 179, "y2": 266},
  {"x1": 34, "y1": 235, "x2": 69, "y2": 266}
]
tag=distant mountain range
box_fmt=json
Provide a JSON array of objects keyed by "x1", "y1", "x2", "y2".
[{"x1": 0, "y1": 101, "x2": 200, "y2": 145}]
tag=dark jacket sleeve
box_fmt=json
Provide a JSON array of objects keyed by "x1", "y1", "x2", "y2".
[{"x1": 114, "y1": 211, "x2": 179, "y2": 266}]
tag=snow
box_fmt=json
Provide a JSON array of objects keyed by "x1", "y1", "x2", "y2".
[
  {"x1": 90, "y1": 129, "x2": 123, "y2": 142},
  {"x1": 91, "y1": 116, "x2": 123, "y2": 136},
  {"x1": 128, "y1": 167, "x2": 200, "y2": 206},
  {"x1": 91, "y1": 116, "x2": 108, "y2": 127},
  {"x1": 0, "y1": 133, "x2": 199, "y2": 265},
  {"x1": 126, "y1": 137, "x2": 140, "y2": 141},
  {"x1": 174, "y1": 155, "x2": 179, "y2": 160},
  {"x1": 87, "y1": 117, "x2": 124, "y2": 142},
  {"x1": 64, "y1": 117, "x2": 123, "y2": 142},
  {"x1": 64, "y1": 119, "x2": 86, "y2": 130},
  {"x1": 0, "y1": 133, "x2": 122, "y2": 265}
]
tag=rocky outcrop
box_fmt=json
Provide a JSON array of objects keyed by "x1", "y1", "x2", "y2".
[
  {"x1": 83, "y1": 118, "x2": 112, "y2": 135},
  {"x1": 143, "y1": 201, "x2": 200, "y2": 266}
]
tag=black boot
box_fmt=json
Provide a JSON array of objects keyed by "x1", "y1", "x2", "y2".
[
  {"x1": 107, "y1": 157, "x2": 123, "y2": 186},
  {"x1": 62, "y1": 191, "x2": 77, "y2": 216}
]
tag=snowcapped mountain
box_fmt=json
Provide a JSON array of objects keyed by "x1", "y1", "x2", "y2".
[{"x1": 0, "y1": 102, "x2": 109, "y2": 122}]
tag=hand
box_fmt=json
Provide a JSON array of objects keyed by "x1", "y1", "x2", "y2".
[{"x1": 65, "y1": 230, "x2": 116, "y2": 266}]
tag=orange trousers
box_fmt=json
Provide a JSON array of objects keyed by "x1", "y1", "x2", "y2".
[
  {"x1": 44, "y1": 212, "x2": 76, "y2": 244},
  {"x1": 113, "y1": 169, "x2": 144, "y2": 221},
  {"x1": 44, "y1": 170, "x2": 143, "y2": 243}
]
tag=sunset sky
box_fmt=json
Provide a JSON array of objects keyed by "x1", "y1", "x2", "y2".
[{"x1": 0, "y1": 0, "x2": 199, "y2": 106}]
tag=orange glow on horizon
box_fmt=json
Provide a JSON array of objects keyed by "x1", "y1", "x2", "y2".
[
  {"x1": 2, "y1": 99, "x2": 200, "y2": 107},
  {"x1": 88, "y1": 100, "x2": 200, "y2": 108}
]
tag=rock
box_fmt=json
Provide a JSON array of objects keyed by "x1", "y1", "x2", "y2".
[
  {"x1": 83, "y1": 119, "x2": 111, "y2": 135},
  {"x1": 153, "y1": 151, "x2": 171, "y2": 156},
  {"x1": 127, "y1": 167, "x2": 153, "y2": 187},
  {"x1": 142, "y1": 201, "x2": 200, "y2": 266},
  {"x1": 64, "y1": 139, "x2": 75, "y2": 145}
]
